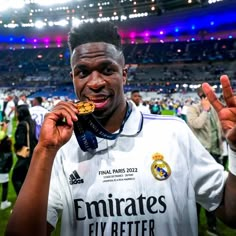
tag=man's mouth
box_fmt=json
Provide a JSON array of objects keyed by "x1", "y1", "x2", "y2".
[{"x1": 87, "y1": 96, "x2": 110, "y2": 109}]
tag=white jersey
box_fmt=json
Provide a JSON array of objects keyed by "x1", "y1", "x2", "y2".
[
  {"x1": 4, "y1": 100, "x2": 15, "y2": 119},
  {"x1": 47, "y1": 101, "x2": 226, "y2": 236},
  {"x1": 137, "y1": 104, "x2": 151, "y2": 114},
  {"x1": 29, "y1": 105, "x2": 48, "y2": 126}
]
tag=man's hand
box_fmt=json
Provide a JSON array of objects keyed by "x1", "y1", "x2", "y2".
[
  {"x1": 201, "y1": 97, "x2": 211, "y2": 112},
  {"x1": 38, "y1": 101, "x2": 79, "y2": 152},
  {"x1": 202, "y1": 75, "x2": 236, "y2": 151}
]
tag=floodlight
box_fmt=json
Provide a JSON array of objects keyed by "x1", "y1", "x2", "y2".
[
  {"x1": 54, "y1": 19, "x2": 69, "y2": 27},
  {"x1": 4, "y1": 23, "x2": 19, "y2": 28},
  {"x1": 48, "y1": 21, "x2": 54, "y2": 26},
  {"x1": 35, "y1": 20, "x2": 46, "y2": 29},
  {"x1": 33, "y1": 0, "x2": 73, "y2": 6},
  {"x1": 72, "y1": 18, "x2": 81, "y2": 27}
]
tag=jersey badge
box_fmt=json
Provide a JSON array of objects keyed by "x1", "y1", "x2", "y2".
[{"x1": 151, "y1": 152, "x2": 171, "y2": 181}]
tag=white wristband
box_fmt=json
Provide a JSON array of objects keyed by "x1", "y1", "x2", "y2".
[{"x1": 228, "y1": 147, "x2": 236, "y2": 176}]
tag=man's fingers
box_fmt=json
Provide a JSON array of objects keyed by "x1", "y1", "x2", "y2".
[
  {"x1": 51, "y1": 101, "x2": 79, "y2": 124},
  {"x1": 202, "y1": 82, "x2": 224, "y2": 113},
  {"x1": 220, "y1": 75, "x2": 236, "y2": 108}
]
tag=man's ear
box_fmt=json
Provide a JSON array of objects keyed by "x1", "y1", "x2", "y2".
[
  {"x1": 70, "y1": 71, "x2": 73, "y2": 79},
  {"x1": 122, "y1": 67, "x2": 128, "y2": 84}
]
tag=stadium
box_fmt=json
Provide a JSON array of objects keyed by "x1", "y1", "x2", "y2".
[
  {"x1": 0, "y1": 0, "x2": 235, "y2": 100},
  {"x1": 1, "y1": 1, "x2": 236, "y2": 236}
]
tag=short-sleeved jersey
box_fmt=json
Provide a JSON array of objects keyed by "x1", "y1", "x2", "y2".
[
  {"x1": 29, "y1": 105, "x2": 48, "y2": 125},
  {"x1": 29, "y1": 105, "x2": 48, "y2": 139},
  {"x1": 47, "y1": 101, "x2": 226, "y2": 236}
]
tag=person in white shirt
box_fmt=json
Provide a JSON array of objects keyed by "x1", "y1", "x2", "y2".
[
  {"x1": 5, "y1": 22, "x2": 236, "y2": 236},
  {"x1": 17, "y1": 93, "x2": 31, "y2": 107},
  {"x1": 29, "y1": 97, "x2": 48, "y2": 140},
  {"x1": 4, "y1": 95, "x2": 15, "y2": 137},
  {"x1": 130, "y1": 90, "x2": 150, "y2": 114}
]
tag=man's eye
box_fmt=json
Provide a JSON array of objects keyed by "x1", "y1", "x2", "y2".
[
  {"x1": 76, "y1": 70, "x2": 89, "y2": 78},
  {"x1": 103, "y1": 67, "x2": 114, "y2": 75}
]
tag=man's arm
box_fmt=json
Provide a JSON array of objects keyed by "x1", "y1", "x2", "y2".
[
  {"x1": 5, "y1": 101, "x2": 79, "y2": 236},
  {"x1": 203, "y1": 75, "x2": 236, "y2": 228},
  {"x1": 5, "y1": 146, "x2": 57, "y2": 236},
  {"x1": 216, "y1": 171, "x2": 236, "y2": 228},
  {"x1": 47, "y1": 222, "x2": 55, "y2": 236}
]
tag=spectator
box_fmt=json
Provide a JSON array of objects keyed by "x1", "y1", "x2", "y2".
[
  {"x1": 0, "y1": 121, "x2": 13, "y2": 210},
  {"x1": 12, "y1": 104, "x2": 38, "y2": 195},
  {"x1": 3, "y1": 94, "x2": 15, "y2": 137},
  {"x1": 219, "y1": 94, "x2": 229, "y2": 170},
  {"x1": 17, "y1": 93, "x2": 29, "y2": 106},
  {"x1": 181, "y1": 98, "x2": 192, "y2": 122},
  {"x1": 29, "y1": 97, "x2": 49, "y2": 140},
  {"x1": 150, "y1": 101, "x2": 161, "y2": 115},
  {"x1": 186, "y1": 85, "x2": 224, "y2": 235},
  {"x1": 0, "y1": 96, "x2": 4, "y2": 122},
  {"x1": 130, "y1": 90, "x2": 150, "y2": 114}
]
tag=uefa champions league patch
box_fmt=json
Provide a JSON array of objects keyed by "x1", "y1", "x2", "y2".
[{"x1": 151, "y1": 152, "x2": 171, "y2": 181}]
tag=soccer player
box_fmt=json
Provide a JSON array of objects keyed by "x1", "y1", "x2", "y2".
[{"x1": 6, "y1": 22, "x2": 236, "y2": 236}]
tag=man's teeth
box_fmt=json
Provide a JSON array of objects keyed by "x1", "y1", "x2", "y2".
[{"x1": 90, "y1": 97, "x2": 107, "y2": 102}]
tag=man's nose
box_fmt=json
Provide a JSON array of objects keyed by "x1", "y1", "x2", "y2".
[{"x1": 87, "y1": 71, "x2": 106, "y2": 90}]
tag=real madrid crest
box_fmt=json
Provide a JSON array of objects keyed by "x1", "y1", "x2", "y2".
[{"x1": 151, "y1": 152, "x2": 171, "y2": 181}]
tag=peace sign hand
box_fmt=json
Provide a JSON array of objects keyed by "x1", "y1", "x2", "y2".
[{"x1": 202, "y1": 75, "x2": 236, "y2": 151}]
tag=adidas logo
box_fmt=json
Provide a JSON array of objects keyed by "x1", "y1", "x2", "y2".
[{"x1": 69, "y1": 170, "x2": 84, "y2": 185}]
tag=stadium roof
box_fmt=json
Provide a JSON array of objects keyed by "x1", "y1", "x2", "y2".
[{"x1": 0, "y1": 0, "x2": 235, "y2": 47}]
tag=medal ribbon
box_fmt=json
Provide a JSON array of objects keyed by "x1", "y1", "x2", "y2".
[{"x1": 74, "y1": 102, "x2": 132, "y2": 152}]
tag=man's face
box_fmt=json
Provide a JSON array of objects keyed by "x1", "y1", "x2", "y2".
[
  {"x1": 131, "y1": 92, "x2": 141, "y2": 106},
  {"x1": 70, "y1": 42, "x2": 127, "y2": 120}
]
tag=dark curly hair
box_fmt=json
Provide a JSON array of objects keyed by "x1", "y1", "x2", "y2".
[{"x1": 68, "y1": 21, "x2": 122, "y2": 54}]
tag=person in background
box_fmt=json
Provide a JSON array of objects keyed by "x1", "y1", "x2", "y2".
[
  {"x1": 219, "y1": 94, "x2": 229, "y2": 170},
  {"x1": 3, "y1": 94, "x2": 15, "y2": 138},
  {"x1": 130, "y1": 89, "x2": 150, "y2": 114},
  {"x1": 5, "y1": 22, "x2": 236, "y2": 236},
  {"x1": 186, "y1": 85, "x2": 224, "y2": 236},
  {"x1": 29, "y1": 97, "x2": 49, "y2": 140},
  {"x1": 17, "y1": 93, "x2": 29, "y2": 106},
  {"x1": 180, "y1": 98, "x2": 192, "y2": 122},
  {"x1": 0, "y1": 96, "x2": 4, "y2": 122},
  {"x1": 150, "y1": 100, "x2": 161, "y2": 115},
  {"x1": 12, "y1": 104, "x2": 38, "y2": 195},
  {"x1": 0, "y1": 121, "x2": 13, "y2": 210}
]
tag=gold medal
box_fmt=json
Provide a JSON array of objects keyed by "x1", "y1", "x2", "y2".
[
  {"x1": 75, "y1": 101, "x2": 95, "y2": 115},
  {"x1": 151, "y1": 152, "x2": 171, "y2": 181}
]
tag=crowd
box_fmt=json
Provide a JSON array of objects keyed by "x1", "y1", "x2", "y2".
[{"x1": 0, "y1": 94, "x2": 49, "y2": 209}]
